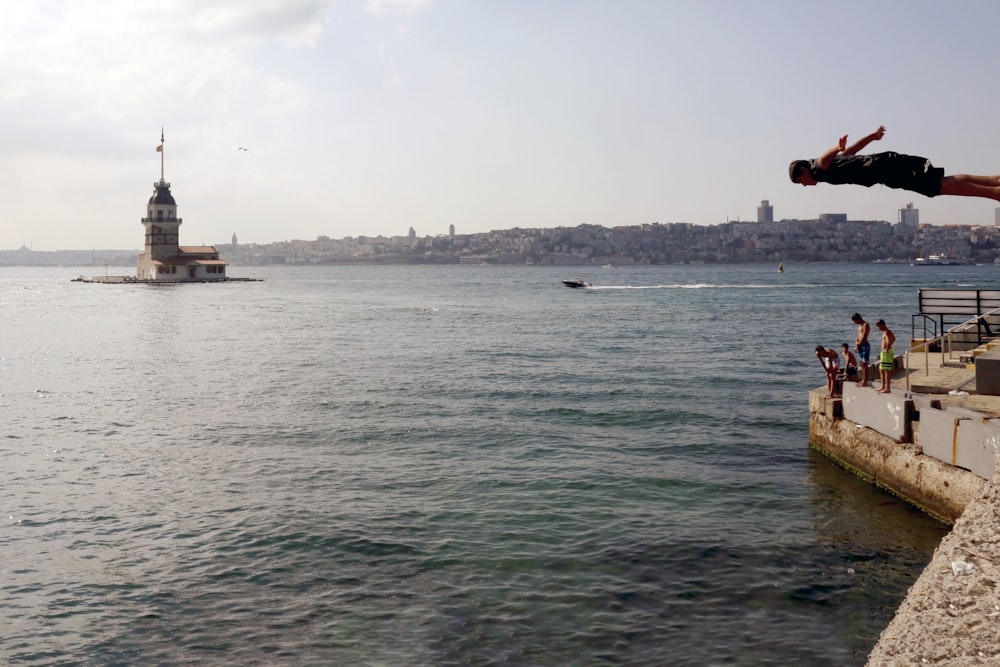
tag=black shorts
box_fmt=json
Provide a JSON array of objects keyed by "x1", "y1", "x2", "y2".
[{"x1": 875, "y1": 152, "x2": 944, "y2": 198}]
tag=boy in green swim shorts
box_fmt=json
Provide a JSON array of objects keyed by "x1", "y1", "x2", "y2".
[{"x1": 875, "y1": 319, "x2": 896, "y2": 394}]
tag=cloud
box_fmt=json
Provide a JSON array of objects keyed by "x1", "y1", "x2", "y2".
[
  {"x1": 187, "y1": 0, "x2": 332, "y2": 47},
  {"x1": 364, "y1": 0, "x2": 431, "y2": 15},
  {"x1": 0, "y1": 0, "x2": 323, "y2": 157}
]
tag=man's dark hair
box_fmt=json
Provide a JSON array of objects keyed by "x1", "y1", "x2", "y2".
[{"x1": 789, "y1": 160, "x2": 810, "y2": 182}]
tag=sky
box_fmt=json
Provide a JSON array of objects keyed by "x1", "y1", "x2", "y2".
[{"x1": 4, "y1": 0, "x2": 1000, "y2": 250}]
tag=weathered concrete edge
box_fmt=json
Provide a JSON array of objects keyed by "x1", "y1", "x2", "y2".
[
  {"x1": 808, "y1": 388, "x2": 1000, "y2": 664},
  {"x1": 865, "y1": 472, "x2": 1000, "y2": 665},
  {"x1": 808, "y1": 399, "x2": 983, "y2": 524}
]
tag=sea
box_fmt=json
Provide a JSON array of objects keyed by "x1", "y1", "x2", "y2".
[{"x1": 3, "y1": 261, "x2": 994, "y2": 666}]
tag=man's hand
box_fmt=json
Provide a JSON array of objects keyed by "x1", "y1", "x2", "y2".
[{"x1": 843, "y1": 125, "x2": 887, "y2": 156}]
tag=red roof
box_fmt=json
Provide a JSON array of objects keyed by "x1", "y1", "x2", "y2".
[
  {"x1": 179, "y1": 245, "x2": 218, "y2": 254},
  {"x1": 152, "y1": 256, "x2": 229, "y2": 267}
]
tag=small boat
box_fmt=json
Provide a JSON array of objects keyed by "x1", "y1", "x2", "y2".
[
  {"x1": 562, "y1": 278, "x2": 591, "y2": 289},
  {"x1": 911, "y1": 254, "x2": 975, "y2": 266}
]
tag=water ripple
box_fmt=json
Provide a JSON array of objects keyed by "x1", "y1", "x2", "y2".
[{"x1": 0, "y1": 264, "x2": 953, "y2": 666}]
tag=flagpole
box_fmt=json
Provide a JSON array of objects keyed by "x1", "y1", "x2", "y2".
[{"x1": 160, "y1": 126, "x2": 165, "y2": 182}]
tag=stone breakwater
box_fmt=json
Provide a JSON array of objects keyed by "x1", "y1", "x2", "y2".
[
  {"x1": 809, "y1": 384, "x2": 1000, "y2": 664},
  {"x1": 866, "y1": 478, "x2": 1000, "y2": 665}
]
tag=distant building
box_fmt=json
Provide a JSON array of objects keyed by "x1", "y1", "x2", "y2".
[
  {"x1": 135, "y1": 130, "x2": 228, "y2": 281},
  {"x1": 757, "y1": 199, "x2": 773, "y2": 223},
  {"x1": 995, "y1": 207, "x2": 1000, "y2": 227},
  {"x1": 819, "y1": 213, "x2": 848, "y2": 223},
  {"x1": 899, "y1": 202, "x2": 919, "y2": 229},
  {"x1": 232, "y1": 232, "x2": 238, "y2": 248}
]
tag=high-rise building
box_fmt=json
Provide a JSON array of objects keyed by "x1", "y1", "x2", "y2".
[
  {"x1": 757, "y1": 199, "x2": 773, "y2": 223},
  {"x1": 899, "y1": 202, "x2": 919, "y2": 229}
]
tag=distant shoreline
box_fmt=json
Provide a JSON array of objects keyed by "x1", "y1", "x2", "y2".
[{"x1": 0, "y1": 258, "x2": 979, "y2": 268}]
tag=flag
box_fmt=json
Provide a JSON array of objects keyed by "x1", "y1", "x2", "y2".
[{"x1": 156, "y1": 145, "x2": 162, "y2": 152}]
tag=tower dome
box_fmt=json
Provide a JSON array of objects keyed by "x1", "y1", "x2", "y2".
[{"x1": 149, "y1": 184, "x2": 176, "y2": 206}]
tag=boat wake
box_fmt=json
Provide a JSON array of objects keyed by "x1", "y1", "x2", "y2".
[{"x1": 588, "y1": 283, "x2": 807, "y2": 290}]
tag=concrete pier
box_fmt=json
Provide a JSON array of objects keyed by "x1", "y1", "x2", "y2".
[
  {"x1": 808, "y1": 352, "x2": 1000, "y2": 664},
  {"x1": 866, "y1": 480, "x2": 1000, "y2": 665},
  {"x1": 810, "y1": 399, "x2": 983, "y2": 523}
]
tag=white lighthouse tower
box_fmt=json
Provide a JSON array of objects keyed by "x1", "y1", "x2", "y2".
[
  {"x1": 135, "y1": 129, "x2": 227, "y2": 281},
  {"x1": 136, "y1": 128, "x2": 181, "y2": 279}
]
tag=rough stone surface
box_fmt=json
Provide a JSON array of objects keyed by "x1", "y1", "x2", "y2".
[{"x1": 866, "y1": 475, "x2": 1000, "y2": 665}]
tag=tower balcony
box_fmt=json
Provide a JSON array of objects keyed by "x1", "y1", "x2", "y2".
[{"x1": 141, "y1": 217, "x2": 183, "y2": 224}]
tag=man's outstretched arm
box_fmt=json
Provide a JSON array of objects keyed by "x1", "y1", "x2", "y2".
[
  {"x1": 814, "y1": 125, "x2": 886, "y2": 170},
  {"x1": 843, "y1": 125, "x2": 886, "y2": 156},
  {"x1": 815, "y1": 135, "x2": 848, "y2": 170}
]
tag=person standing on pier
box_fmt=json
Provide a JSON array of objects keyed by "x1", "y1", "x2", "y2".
[
  {"x1": 851, "y1": 313, "x2": 871, "y2": 387},
  {"x1": 875, "y1": 319, "x2": 896, "y2": 394},
  {"x1": 815, "y1": 345, "x2": 840, "y2": 399}
]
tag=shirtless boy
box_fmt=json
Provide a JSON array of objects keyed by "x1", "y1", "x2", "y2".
[
  {"x1": 840, "y1": 343, "x2": 859, "y2": 382},
  {"x1": 851, "y1": 313, "x2": 871, "y2": 387},
  {"x1": 875, "y1": 319, "x2": 896, "y2": 394},
  {"x1": 815, "y1": 345, "x2": 840, "y2": 399}
]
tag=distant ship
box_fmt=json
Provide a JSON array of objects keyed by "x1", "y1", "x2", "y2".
[{"x1": 911, "y1": 255, "x2": 975, "y2": 266}]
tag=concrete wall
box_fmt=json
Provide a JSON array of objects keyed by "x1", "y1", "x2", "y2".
[
  {"x1": 809, "y1": 389, "x2": 983, "y2": 523},
  {"x1": 976, "y1": 346, "x2": 1000, "y2": 395},
  {"x1": 919, "y1": 406, "x2": 1000, "y2": 479},
  {"x1": 841, "y1": 383, "x2": 913, "y2": 442}
]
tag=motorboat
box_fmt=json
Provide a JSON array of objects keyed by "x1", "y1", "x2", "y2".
[{"x1": 562, "y1": 278, "x2": 591, "y2": 289}]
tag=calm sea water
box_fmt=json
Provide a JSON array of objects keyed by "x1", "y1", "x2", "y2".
[{"x1": 4, "y1": 261, "x2": 993, "y2": 666}]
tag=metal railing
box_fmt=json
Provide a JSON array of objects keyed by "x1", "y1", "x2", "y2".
[
  {"x1": 909, "y1": 307, "x2": 1000, "y2": 375},
  {"x1": 944, "y1": 306, "x2": 1000, "y2": 363}
]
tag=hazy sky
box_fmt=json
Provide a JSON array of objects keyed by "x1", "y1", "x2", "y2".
[{"x1": 4, "y1": 0, "x2": 1000, "y2": 250}]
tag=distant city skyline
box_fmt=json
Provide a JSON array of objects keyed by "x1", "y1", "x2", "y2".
[
  {"x1": 6, "y1": 215, "x2": 997, "y2": 271},
  {"x1": 4, "y1": 199, "x2": 1000, "y2": 254},
  {"x1": 5, "y1": 1, "x2": 1000, "y2": 251}
]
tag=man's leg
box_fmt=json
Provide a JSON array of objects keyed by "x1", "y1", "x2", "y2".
[
  {"x1": 949, "y1": 174, "x2": 1000, "y2": 187},
  {"x1": 857, "y1": 344, "x2": 870, "y2": 386},
  {"x1": 940, "y1": 174, "x2": 1000, "y2": 201}
]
